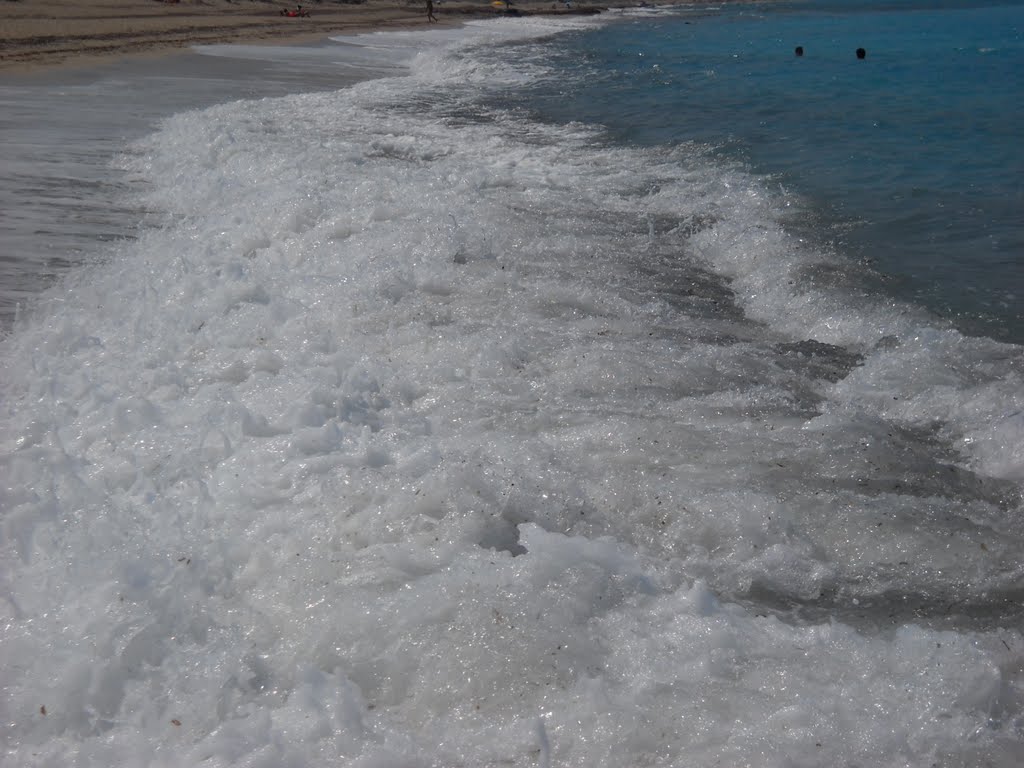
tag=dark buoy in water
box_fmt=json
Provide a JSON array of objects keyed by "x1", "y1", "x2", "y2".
[
  {"x1": 795, "y1": 46, "x2": 804, "y2": 57},
  {"x1": 856, "y1": 47, "x2": 867, "y2": 59}
]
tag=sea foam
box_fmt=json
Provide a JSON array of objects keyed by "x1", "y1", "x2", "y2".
[{"x1": 2, "y1": 16, "x2": 1023, "y2": 767}]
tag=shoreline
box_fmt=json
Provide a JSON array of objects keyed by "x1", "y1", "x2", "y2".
[{"x1": 0, "y1": 0, "x2": 640, "y2": 74}]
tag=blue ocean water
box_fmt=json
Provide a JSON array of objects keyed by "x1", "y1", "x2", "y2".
[{"x1": 497, "y1": 0, "x2": 1024, "y2": 342}]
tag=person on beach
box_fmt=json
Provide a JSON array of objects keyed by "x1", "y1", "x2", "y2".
[{"x1": 426, "y1": 0, "x2": 437, "y2": 22}]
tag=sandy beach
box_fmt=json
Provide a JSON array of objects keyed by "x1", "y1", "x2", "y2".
[{"x1": 0, "y1": 0, "x2": 617, "y2": 72}]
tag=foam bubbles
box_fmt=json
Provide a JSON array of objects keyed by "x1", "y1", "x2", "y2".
[{"x1": 2, "y1": 16, "x2": 1023, "y2": 767}]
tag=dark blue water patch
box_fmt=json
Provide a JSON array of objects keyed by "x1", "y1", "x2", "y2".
[{"x1": 491, "y1": 0, "x2": 1024, "y2": 343}]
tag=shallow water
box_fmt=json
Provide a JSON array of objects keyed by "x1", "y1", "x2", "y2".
[
  {"x1": 1, "y1": 11, "x2": 1023, "y2": 768},
  {"x1": 505, "y1": 0, "x2": 1024, "y2": 343},
  {"x1": 0, "y1": 40, "x2": 405, "y2": 328}
]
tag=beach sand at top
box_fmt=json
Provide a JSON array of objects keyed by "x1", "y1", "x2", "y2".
[{"x1": 0, "y1": 0, "x2": 631, "y2": 73}]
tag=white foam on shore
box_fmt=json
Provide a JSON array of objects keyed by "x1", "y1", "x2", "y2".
[{"x1": 2, "y1": 17, "x2": 1023, "y2": 767}]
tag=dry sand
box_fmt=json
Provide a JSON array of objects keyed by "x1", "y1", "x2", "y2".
[{"x1": 0, "y1": 0, "x2": 626, "y2": 73}]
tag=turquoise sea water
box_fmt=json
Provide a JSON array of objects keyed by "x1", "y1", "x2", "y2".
[{"x1": 497, "y1": 0, "x2": 1024, "y2": 342}]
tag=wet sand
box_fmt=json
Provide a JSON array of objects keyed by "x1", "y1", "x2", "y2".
[{"x1": 0, "y1": 0, "x2": 624, "y2": 72}]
